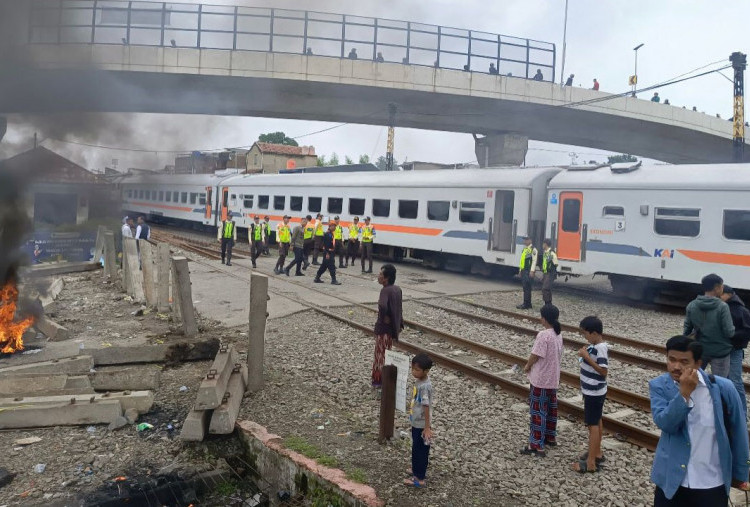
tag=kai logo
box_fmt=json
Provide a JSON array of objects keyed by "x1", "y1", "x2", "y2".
[{"x1": 654, "y1": 248, "x2": 675, "y2": 258}]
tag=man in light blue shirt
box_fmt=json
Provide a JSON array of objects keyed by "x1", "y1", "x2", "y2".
[{"x1": 650, "y1": 335, "x2": 749, "y2": 506}]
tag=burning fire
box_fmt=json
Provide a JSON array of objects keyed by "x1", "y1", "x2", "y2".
[{"x1": 0, "y1": 281, "x2": 34, "y2": 354}]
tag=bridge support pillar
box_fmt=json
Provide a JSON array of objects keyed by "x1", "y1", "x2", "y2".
[{"x1": 473, "y1": 133, "x2": 528, "y2": 167}]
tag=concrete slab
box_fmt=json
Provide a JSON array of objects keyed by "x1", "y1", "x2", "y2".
[
  {"x1": 179, "y1": 408, "x2": 211, "y2": 441},
  {"x1": 195, "y1": 345, "x2": 239, "y2": 410},
  {"x1": 209, "y1": 365, "x2": 248, "y2": 434},
  {"x1": 0, "y1": 341, "x2": 80, "y2": 367},
  {"x1": 0, "y1": 399, "x2": 123, "y2": 429},
  {"x1": 34, "y1": 315, "x2": 71, "y2": 341},
  {"x1": 0, "y1": 356, "x2": 94, "y2": 375},
  {"x1": 89, "y1": 367, "x2": 161, "y2": 391},
  {"x1": 0, "y1": 390, "x2": 154, "y2": 414},
  {"x1": 0, "y1": 373, "x2": 94, "y2": 396},
  {"x1": 24, "y1": 261, "x2": 100, "y2": 278},
  {"x1": 88, "y1": 338, "x2": 220, "y2": 366}
]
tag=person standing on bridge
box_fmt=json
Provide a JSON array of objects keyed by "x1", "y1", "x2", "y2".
[
  {"x1": 372, "y1": 263, "x2": 403, "y2": 388},
  {"x1": 263, "y1": 216, "x2": 272, "y2": 256},
  {"x1": 533, "y1": 69, "x2": 544, "y2": 81},
  {"x1": 375, "y1": 52, "x2": 385, "y2": 63},
  {"x1": 284, "y1": 216, "x2": 307, "y2": 277},
  {"x1": 303, "y1": 214, "x2": 315, "y2": 270},
  {"x1": 517, "y1": 236, "x2": 538, "y2": 310},
  {"x1": 333, "y1": 216, "x2": 345, "y2": 268},
  {"x1": 565, "y1": 74, "x2": 574, "y2": 86},
  {"x1": 649, "y1": 335, "x2": 749, "y2": 506},
  {"x1": 489, "y1": 63, "x2": 498, "y2": 75},
  {"x1": 274, "y1": 215, "x2": 292, "y2": 274},
  {"x1": 360, "y1": 217, "x2": 375, "y2": 274},
  {"x1": 346, "y1": 216, "x2": 361, "y2": 268},
  {"x1": 651, "y1": 92, "x2": 661, "y2": 103},
  {"x1": 348, "y1": 48, "x2": 358, "y2": 59},
  {"x1": 313, "y1": 221, "x2": 341, "y2": 285},
  {"x1": 249, "y1": 215, "x2": 264, "y2": 269},
  {"x1": 541, "y1": 239, "x2": 559, "y2": 305},
  {"x1": 312, "y1": 213, "x2": 325, "y2": 265},
  {"x1": 217, "y1": 215, "x2": 237, "y2": 266},
  {"x1": 592, "y1": 78, "x2": 599, "y2": 91}
]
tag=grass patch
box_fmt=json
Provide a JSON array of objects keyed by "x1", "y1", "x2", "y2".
[
  {"x1": 316, "y1": 455, "x2": 339, "y2": 467},
  {"x1": 345, "y1": 468, "x2": 368, "y2": 484},
  {"x1": 214, "y1": 479, "x2": 238, "y2": 496},
  {"x1": 284, "y1": 435, "x2": 339, "y2": 468}
]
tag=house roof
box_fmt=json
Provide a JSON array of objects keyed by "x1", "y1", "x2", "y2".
[
  {"x1": 1, "y1": 146, "x2": 101, "y2": 184},
  {"x1": 253, "y1": 142, "x2": 316, "y2": 156}
]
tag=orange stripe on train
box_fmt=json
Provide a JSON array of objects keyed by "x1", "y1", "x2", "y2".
[
  {"x1": 132, "y1": 201, "x2": 193, "y2": 213},
  {"x1": 678, "y1": 250, "x2": 750, "y2": 267}
]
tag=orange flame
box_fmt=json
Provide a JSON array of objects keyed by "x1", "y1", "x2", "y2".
[{"x1": 0, "y1": 282, "x2": 34, "y2": 354}]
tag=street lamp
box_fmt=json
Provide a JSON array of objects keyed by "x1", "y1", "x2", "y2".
[{"x1": 632, "y1": 43, "x2": 644, "y2": 97}]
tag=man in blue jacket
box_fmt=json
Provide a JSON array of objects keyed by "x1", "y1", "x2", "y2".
[{"x1": 650, "y1": 335, "x2": 749, "y2": 506}]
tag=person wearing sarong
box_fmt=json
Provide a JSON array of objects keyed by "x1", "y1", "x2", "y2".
[{"x1": 372, "y1": 264, "x2": 403, "y2": 387}]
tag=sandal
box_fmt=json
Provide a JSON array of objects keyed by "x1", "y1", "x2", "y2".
[
  {"x1": 572, "y1": 459, "x2": 600, "y2": 473},
  {"x1": 519, "y1": 446, "x2": 546, "y2": 457},
  {"x1": 403, "y1": 477, "x2": 425, "y2": 488},
  {"x1": 545, "y1": 440, "x2": 558, "y2": 448},
  {"x1": 579, "y1": 452, "x2": 605, "y2": 464}
]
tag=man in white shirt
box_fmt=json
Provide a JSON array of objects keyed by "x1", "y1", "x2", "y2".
[{"x1": 121, "y1": 217, "x2": 134, "y2": 239}]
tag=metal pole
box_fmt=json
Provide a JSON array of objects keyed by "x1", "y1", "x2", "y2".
[
  {"x1": 386, "y1": 103, "x2": 396, "y2": 171},
  {"x1": 731, "y1": 52, "x2": 747, "y2": 163},
  {"x1": 632, "y1": 43, "x2": 643, "y2": 97},
  {"x1": 560, "y1": 0, "x2": 568, "y2": 85}
]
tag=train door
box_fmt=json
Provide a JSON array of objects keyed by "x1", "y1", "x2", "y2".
[
  {"x1": 557, "y1": 192, "x2": 583, "y2": 261},
  {"x1": 220, "y1": 187, "x2": 229, "y2": 222},
  {"x1": 204, "y1": 186, "x2": 213, "y2": 222},
  {"x1": 492, "y1": 190, "x2": 515, "y2": 251}
]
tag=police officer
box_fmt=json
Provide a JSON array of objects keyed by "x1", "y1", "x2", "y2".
[
  {"x1": 314, "y1": 221, "x2": 341, "y2": 285},
  {"x1": 302, "y1": 214, "x2": 315, "y2": 269},
  {"x1": 333, "y1": 216, "x2": 346, "y2": 268},
  {"x1": 346, "y1": 216, "x2": 360, "y2": 268},
  {"x1": 541, "y1": 238, "x2": 559, "y2": 305},
  {"x1": 274, "y1": 215, "x2": 292, "y2": 274},
  {"x1": 360, "y1": 216, "x2": 375, "y2": 274},
  {"x1": 249, "y1": 215, "x2": 264, "y2": 268},
  {"x1": 312, "y1": 213, "x2": 325, "y2": 265},
  {"x1": 263, "y1": 215, "x2": 272, "y2": 255},
  {"x1": 517, "y1": 236, "x2": 538, "y2": 309},
  {"x1": 285, "y1": 216, "x2": 308, "y2": 276},
  {"x1": 217, "y1": 215, "x2": 237, "y2": 266}
]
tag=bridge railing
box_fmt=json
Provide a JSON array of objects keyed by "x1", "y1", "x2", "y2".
[{"x1": 28, "y1": 0, "x2": 556, "y2": 81}]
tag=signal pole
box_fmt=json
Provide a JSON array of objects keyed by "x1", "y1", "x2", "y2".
[
  {"x1": 730, "y1": 52, "x2": 746, "y2": 163},
  {"x1": 386, "y1": 103, "x2": 397, "y2": 171}
]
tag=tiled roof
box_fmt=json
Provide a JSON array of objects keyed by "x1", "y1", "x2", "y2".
[
  {"x1": 1, "y1": 146, "x2": 101, "y2": 184},
  {"x1": 254, "y1": 142, "x2": 316, "y2": 156}
]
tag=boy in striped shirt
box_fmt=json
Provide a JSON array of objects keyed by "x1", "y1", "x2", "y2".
[{"x1": 572, "y1": 316, "x2": 609, "y2": 474}]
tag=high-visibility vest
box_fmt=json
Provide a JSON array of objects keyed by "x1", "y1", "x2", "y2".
[
  {"x1": 314, "y1": 221, "x2": 324, "y2": 236},
  {"x1": 304, "y1": 222, "x2": 314, "y2": 240},
  {"x1": 252, "y1": 224, "x2": 263, "y2": 241},
  {"x1": 278, "y1": 224, "x2": 291, "y2": 243},
  {"x1": 349, "y1": 224, "x2": 360, "y2": 240},
  {"x1": 264, "y1": 223, "x2": 271, "y2": 236},
  {"x1": 334, "y1": 225, "x2": 343, "y2": 240},
  {"x1": 361, "y1": 225, "x2": 374, "y2": 243},
  {"x1": 222, "y1": 221, "x2": 234, "y2": 239},
  {"x1": 542, "y1": 250, "x2": 557, "y2": 273},
  {"x1": 519, "y1": 246, "x2": 535, "y2": 271}
]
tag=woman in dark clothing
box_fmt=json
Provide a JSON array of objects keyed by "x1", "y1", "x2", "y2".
[{"x1": 372, "y1": 264, "x2": 403, "y2": 387}]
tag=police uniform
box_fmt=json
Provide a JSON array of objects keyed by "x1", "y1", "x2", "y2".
[
  {"x1": 312, "y1": 217, "x2": 325, "y2": 265},
  {"x1": 333, "y1": 219, "x2": 345, "y2": 268},
  {"x1": 263, "y1": 218, "x2": 272, "y2": 255},
  {"x1": 314, "y1": 226, "x2": 340, "y2": 285},
  {"x1": 517, "y1": 241, "x2": 538, "y2": 309},
  {"x1": 346, "y1": 219, "x2": 360, "y2": 267},
  {"x1": 541, "y1": 247, "x2": 559, "y2": 304},
  {"x1": 274, "y1": 218, "x2": 292, "y2": 273},
  {"x1": 303, "y1": 217, "x2": 315, "y2": 269},
  {"x1": 217, "y1": 219, "x2": 237, "y2": 265},
  {"x1": 250, "y1": 219, "x2": 264, "y2": 268},
  {"x1": 360, "y1": 220, "x2": 375, "y2": 273}
]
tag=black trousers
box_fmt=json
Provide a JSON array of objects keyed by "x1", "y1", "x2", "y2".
[
  {"x1": 521, "y1": 270, "x2": 533, "y2": 306},
  {"x1": 654, "y1": 486, "x2": 727, "y2": 507},
  {"x1": 251, "y1": 239, "x2": 264, "y2": 264},
  {"x1": 542, "y1": 272, "x2": 553, "y2": 304},
  {"x1": 347, "y1": 239, "x2": 359, "y2": 263},
  {"x1": 335, "y1": 241, "x2": 344, "y2": 266},
  {"x1": 411, "y1": 427, "x2": 430, "y2": 481},
  {"x1": 303, "y1": 239, "x2": 313, "y2": 265},
  {"x1": 360, "y1": 242, "x2": 373, "y2": 272},
  {"x1": 316, "y1": 253, "x2": 336, "y2": 281},
  {"x1": 275, "y1": 243, "x2": 289, "y2": 270},
  {"x1": 221, "y1": 238, "x2": 234, "y2": 263},
  {"x1": 313, "y1": 236, "x2": 324, "y2": 262},
  {"x1": 285, "y1": 246, "x2": 304, "y2": 275}
]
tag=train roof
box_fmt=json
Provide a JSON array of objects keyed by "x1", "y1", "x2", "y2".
[
  {"x1": 222, "y1": 167, "x2": 562, "y2": 188},
  {"x1": 548, "y1": 163, "x2": 750, "y2": 191},
  {"x1": 120, "y1": 173, "x2": 233, "y2": 185}
]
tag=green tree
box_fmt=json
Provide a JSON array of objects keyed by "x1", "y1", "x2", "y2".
[
  {"x1": 316, "y1": 155, "x2": 326, "y2": 166},
  {"x1": 258, "y1": 131, "x2": 298, "y2": 146},
  {"x1": 374, "y1": 155, "x2": 387, "y2": 171},
  {"x1": 358, "y1": 154, "x2": 370, "y2": 164},
  {"x1": 328, "y1": 152, "x2": 340, "y2": 166},
  {"x1": 607, "y1": 154, "x2": 637, "y2": 164},
  {"x1": 344, "y1": 155, "x2": 354, "y2": 165}
]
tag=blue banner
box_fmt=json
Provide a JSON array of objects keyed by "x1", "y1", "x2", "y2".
[{"x1": 26, "y1": 231, "x2": 97, "y2": 263}]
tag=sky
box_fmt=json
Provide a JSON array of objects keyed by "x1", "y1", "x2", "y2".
[{"x1": 2, "y1": 0, "x2": 748, "y2": 171}]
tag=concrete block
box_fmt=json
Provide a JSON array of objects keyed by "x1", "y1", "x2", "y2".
[
  {"x1": 200, "y1": 49, "x2": 231, "y2": 69},
  {"x1": 247, "y1": 273, "x2": 269, "y2": 392},
  {"x1": 91, "y1": 44, "x2": 126, "y2": 65},
  {"x1": 0, "y1": 356, "x2": 94, "y2": 375},
  {"x1": 140, "y1": 241, "x2": 156, "y2": 307},
  {"x1": 123, "y1": 238, "x2": 144, "y2": 302},
  {"x1": 231, "y1": 51, "x2": 268, "y2": 71},
  {"x1": 195, "y1": 345, "x2": 239, "y2": 410},
  {"x1": 163, "y1": 47, "x2": 179, "y2": 67},
  {"x1": 0, "y1": 373, "x2": 94, "y2": 396},
  {"x1": 179, "y1": 408, "x2": 212, "y2": 441},
  {"x1": 89, "y1": 367, "x2": 161, "y2": 391},
  {"x1": 128, "y1": 45, "x2": 162, "y2": 67},
  {"x1": 209, "y1": 365, "x2": 248, "y2": 434},
  {"x1": 34, "y1": 315, "x2": 71, "y2": 341},
  {"x1": 25, "y1": 261, "x2": 100, "y2": 278},
  {"x1": 171, "y1": 256, "x2": 197, "y2": 337},
  {"x1": 0, "y1": 342, "x2": 80, "y2": 367},
  {"x1": 0, "y1": 399, "x2": 123, "y2": 429},
  {"x1": 156, "y1": 243, "x2": 170, "y2": 312},
  {"x1": 176, "y1": 48, "x2": 200, "y2": 68},
  {"x1": 0, "y1": 390, "x2": 154, "y2": 414},
  {"x1": 89, "y1": 338, "x2": 220, "y2": 366}
]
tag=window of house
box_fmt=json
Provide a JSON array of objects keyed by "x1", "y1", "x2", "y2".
[
  {"x1": 603, "y1": 206, "x2": 624, "y2": 217},
  {"x1": 399, "y1": 200, "x2": 419, "y2": 219},
  {"x1": 199, "y1": 193, "x2": 206, "y2": 205},
  {"x1": 308, "y1": 197, "x2": 322, "y2": 213},
  {"x1": 243, "y1": 195, "x2": 254, "y2": 208},
  {"x1": 290, "y1": 196, "x2": 303, "y2": 211},
  {"x1": 372, "y1": 199, "x2": 390, "y2": 217},
  {"x1": 172, "y1": 191, "x2": 179, "y2": 203},
  {"x1": 254, "y1": 154, "x2": 259, "y2": 165},
  {"x1": 349, "y1": 198, "x2": 365, "y2": 216},
  {"x1": 166, "y1": 191, "x2": 172, "y2": 202},
  {"x1": 459, "y1": 201, "x2": 485, "y2": 224},
  {"x1": 181, "y1": 192, "x2": 188, "y2": 203},
  {"x1": 328, "y1": 197, "x2": 343, "y2": 214},
  {"x1": 561, "y1": 199, "x2": 581, "y2": 232},
  {"x1": 274, "y1": 195, "x2": 286, "y2": 210},
  {"x1": 427, "y1": 201, "x2": 450, "y2": 221},
  {"x1": 654, "y1": 207, "x2": 700, "y2": 237},
  {"x1": 190, "y1": 193, "x2": 197, "y2": 204},
  {"x1": 723, "y1": 210, "x2": 750, "y2": 241},
  {"x1": 258, "y1": 195, "x2": 269, "y2": 209}
]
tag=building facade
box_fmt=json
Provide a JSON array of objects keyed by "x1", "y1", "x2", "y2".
[{"x1": 246, "y1": 142, "x2": 317, "y2": 174}]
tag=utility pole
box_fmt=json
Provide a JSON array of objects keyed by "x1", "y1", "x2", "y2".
[
  {"x1": 560, "y1": 0, "x2": 569, "y2": 85},
  {"x1": 730, "y1": 52, "x2": 746, "y2": 163},
  {"x1": 631, "y1": 43, "x2": 644, "y2": 97},
  {"x1": 385, "y1": 103, "x2": 397, "y2": 171}
]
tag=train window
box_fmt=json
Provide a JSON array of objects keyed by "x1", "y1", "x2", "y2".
[
  {"x1": 427, "y1": 201, "x2": 450, "y2": 221},
  {"x1": 199, "y1": 193, "x2": 206, "y2": 205},
  {"x1": 459, "y1": 202, "x2": 485, "y2": 224},
  {"x1": 561, "y1": 200, "x2": 580, "y2": 232},
  {"x1": 150, "y1": 191, "x2": 156, "y2": 200},
  {"x1": 654, "y1": 208, "x2": 700, "y2": 237},
  {"x1": 349, "y1": 198, "x2": 365, "y2": 216},
  {"x1": 258, "y1": 195, "x2": 269, "y2": 209},
  {"x1": 190, "y1": 193, "x2": 197, "y2": 204},
  {"x1": 603, "y1": 206, "x2": 624, "y2": 217},
  {"x1": 166, "y1": 192, "x2": 172, "y2": 202},
  {"x1": 181, "y1": 192, "x2": 188, "y2": 204},
  {"x1": 308, "y1": 197, "x2": 322, "y2": 213},
  {"x1": 723, "y1": 210, "x2": 750, "y2": 241},
  {"x1": 159, "y1": 191, "x2": 164, "y2": 201},
  {"x1": 138, "y1": 190, "x2": 143, "y2": 199},
  {"x1": 172, "y1": 192, "x2": 179, "y2": 203},
  {"x1": 328, "y1": 197, "x2": 343, "y2": 214},
  {"x1": 290, "y1": 196, "x2": 303, "y2": 211},
  {"x1": 126, "y1": 190, "x2": 132, "y2": 198},
  {"x1": 274, "y1": 195, "x2": 286, "y2": 210},
  {"x1": 243, "y1": 195, "x2": 254, "y2": 208},
  {"x1": 373, "y1": 199, "x2": 390, "y2": 217},
  {"x1": 398, "y1": 200, "x2": 419, "y2": 219}
]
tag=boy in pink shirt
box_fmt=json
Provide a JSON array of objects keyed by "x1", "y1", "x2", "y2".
[{"x1": 521, "y1": 304, "x2": 564, "y2": 457}]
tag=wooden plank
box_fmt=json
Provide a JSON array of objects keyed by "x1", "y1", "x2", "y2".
[
  {"x1": 378, "y1": 365, "x2": 397, "y2": 443},
  {"x1": 179, "y1": 408, "x2": 212, "y2": 441},
  {"x1": 0, "y1": 390, "x2": 154, "y2": 414},
  {"x1": 209, "y1": 365, "x2": 248, "y2": 434},
  {"x1": 89, "y1": 367, "x2": 161, "y2": 391},
  {"x1": 0, "y1": 356, "x2": 94, "y2": 375},
  {"x1": 247, "y1": 273, "x2": 268, "y2": 393},
  {"x1": 0, "y1": 399, "x2": 123, "y2": 429},
  {"x1": 195, "y1": 345, "x2": 239, "y2": 410},
  {"x1": 140, "y1": 241, "x2": 156, "y2": 307},
  {"x1": 88, "y1": 339, "x2": 220, "y2": 366},
  {"x1": 171, "y1": 256, "x2": 197, "y2": 337},
  {"x1": 156, "y1": 243, "x2": 170, "y2": 313}
]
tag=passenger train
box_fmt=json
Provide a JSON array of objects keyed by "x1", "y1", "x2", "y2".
[{"x1": 119, "y1": 163, "x2": 750, "y2": 300}]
